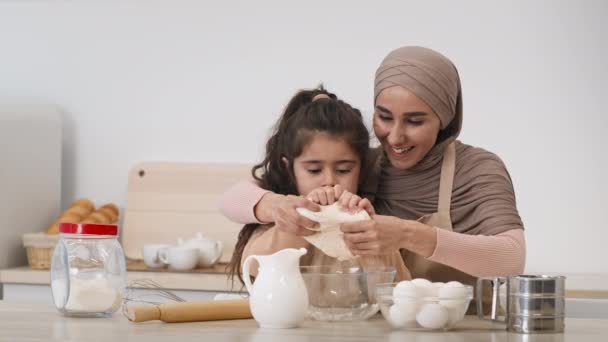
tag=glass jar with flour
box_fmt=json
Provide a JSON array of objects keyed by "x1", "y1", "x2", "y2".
[{"x1": 51, "y1": 222, "x2": 126, "y2": 317}]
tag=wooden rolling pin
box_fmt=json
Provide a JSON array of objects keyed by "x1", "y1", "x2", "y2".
[{"x1": 127, "y1": 299, "x2": 252, "y2": 323}]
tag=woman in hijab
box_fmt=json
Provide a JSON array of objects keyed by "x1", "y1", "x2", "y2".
[{"x1": 220, "y1": 46, "x2": 525, "y2": 290}]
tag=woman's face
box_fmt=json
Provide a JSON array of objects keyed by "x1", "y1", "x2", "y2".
[
  {"x1": 373, "y1": 86, "x2": 442, "y2": 170},
  {"x1": 292, "y1": 132, "x2": 361, "y2": 196}
]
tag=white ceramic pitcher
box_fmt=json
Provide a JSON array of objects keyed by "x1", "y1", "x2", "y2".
[{"x1": 242, "y1": 248, "x2": 309, "y2": 328}]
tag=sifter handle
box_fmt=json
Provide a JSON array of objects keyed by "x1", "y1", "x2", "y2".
[{"x1": 476, "y1": 277, "x2": 506, "y2": 322}]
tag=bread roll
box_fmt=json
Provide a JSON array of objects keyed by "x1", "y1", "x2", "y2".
[
  {"x1": 69, "y1": 198, "x2": 95, "y2": 212},
  {"x1": 59, "y1": 212, "x2": 83, "y2": 223},
  {"x1": 64, "y1": 204, "x2": 93, "y2": 218},
  {"x1": 101, "y1": 203, "x2": 119, "y2": 217},
  {"x1": 98, "y1": 207, "x2": 118, "y2": 223},
  {"x1": 81, "y1": 211, "x2": 111, "y2": 224},
  {"x1": 46, "y1": 221, "x2": 60, "y2": 234},
  {"x1": 46, "y1": 213, "x2": 81, "y2": 234}
]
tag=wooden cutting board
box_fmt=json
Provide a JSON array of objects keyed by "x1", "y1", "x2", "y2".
[{"x1": 122, "y1": 162, "x2": 251, "y2": 263}]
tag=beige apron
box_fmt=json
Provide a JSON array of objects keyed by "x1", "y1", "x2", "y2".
[
  {"x1": 394, "y1": 142, "x2": 489, "y2": 314},
  {"x1": 402, "y1": 142, "x2": 463, "y2": 281}
]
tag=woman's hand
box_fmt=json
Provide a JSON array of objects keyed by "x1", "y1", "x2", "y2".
[
  {"x1": 336, "y1": 190, "x2": 375, "y2": 216},
  {"x1": 341, "y1": 215, "x2": 438, "y2": 257},
  {"x1": 256, "y1": 193, "x2": 320, "y2": 236}
]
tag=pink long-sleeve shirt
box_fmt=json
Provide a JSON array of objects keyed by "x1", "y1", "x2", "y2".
[{"x1": 219, "y1": 180, "x2": 526, "y2": 278}]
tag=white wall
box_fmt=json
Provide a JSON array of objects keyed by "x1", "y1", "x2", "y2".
[{"x1": 1, "y1": 0, "x2": 606, "y2": 274}]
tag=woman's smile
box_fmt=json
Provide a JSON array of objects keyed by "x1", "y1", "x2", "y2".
[{"x1": 387, "y1": 145, "x2": 416, "y2": 161}]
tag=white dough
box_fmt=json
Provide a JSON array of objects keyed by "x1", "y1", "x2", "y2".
[{"x1": 297, "y1": 203, "x2": 369, "y2": 261}]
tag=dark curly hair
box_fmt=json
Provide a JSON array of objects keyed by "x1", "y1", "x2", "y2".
[{"x1": 228, "y1": 85, "x2": 370, "y2": 285}]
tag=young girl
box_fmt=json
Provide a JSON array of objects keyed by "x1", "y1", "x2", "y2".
[{"x1": 225, "y1": 86, "x2": 409, "y2": 284}]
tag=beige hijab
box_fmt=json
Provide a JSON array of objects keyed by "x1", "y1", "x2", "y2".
[{"x1": 364, "y1": 46, "x2": 523, "y2": 236}]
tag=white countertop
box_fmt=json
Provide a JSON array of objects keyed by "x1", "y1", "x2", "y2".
[{"x1": 1, "y1": 301, "x2": 606, "y2": 341}]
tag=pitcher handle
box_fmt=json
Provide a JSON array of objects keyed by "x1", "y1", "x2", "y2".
[
  {"x1": 242, "y1": 255, "x2": 258, "y2": 294},
  {"x1": 476, "y1": 277, "x2": 506, "y2": 322}
]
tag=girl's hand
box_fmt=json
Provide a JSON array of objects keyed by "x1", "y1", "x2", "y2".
[
  {"x1": 336, "y1": 190, "x2": 375, "y2": 216},
  {"x1": 306, "y1": 185, "x2": 346, "y2": 205},
  {"x1": 306, "y1": 185, "x2": 375, "y2": 216},
  {"x1": 265, "y1": 194, "x2": 320, "y2": 236},
  {"x1": 340, "y1": 215, "x2": 437, "y2": 257}
]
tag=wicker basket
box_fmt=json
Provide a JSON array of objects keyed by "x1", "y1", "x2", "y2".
[{"x1": 22, "y1": 233, "x2": 59, "y2": 270}]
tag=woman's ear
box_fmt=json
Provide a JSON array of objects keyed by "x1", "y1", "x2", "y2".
[{"x1": 282, "y1": 157, "x2": 289, "y2": 168}]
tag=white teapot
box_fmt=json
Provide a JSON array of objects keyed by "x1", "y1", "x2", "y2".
[{"x1": 177, "y1": 233, "x2": 224, "y2": 267}]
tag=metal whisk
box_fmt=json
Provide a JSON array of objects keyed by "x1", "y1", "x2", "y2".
[{"x1": 121, "y1": 279, "x2": 186, "y2": 318}]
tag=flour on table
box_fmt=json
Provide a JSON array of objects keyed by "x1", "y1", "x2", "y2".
[{"x1": 296, "y1": 203, "x2": 369, "y2": 261}]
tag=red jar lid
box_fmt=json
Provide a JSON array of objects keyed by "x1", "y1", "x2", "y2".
[{"x1": 59, "y1": 222, "x2": 118, "y2": 236}]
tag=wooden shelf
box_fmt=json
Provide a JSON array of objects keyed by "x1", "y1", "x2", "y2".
[{"x1": 0, "y1": 264, "x2": 241, "y2": 292}]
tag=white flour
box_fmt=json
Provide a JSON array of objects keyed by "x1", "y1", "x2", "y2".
[{"x1": 52, "y1": 278, "x2": 122, "y2": 312}]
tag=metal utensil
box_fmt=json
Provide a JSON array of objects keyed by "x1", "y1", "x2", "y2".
[{"x1": 477, "y1": 275, "x2": 566, "y2": 333}]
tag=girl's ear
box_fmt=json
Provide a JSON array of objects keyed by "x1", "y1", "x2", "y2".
[{"x1": 281, "y1": 157, "x2": 289, "y2": 168}]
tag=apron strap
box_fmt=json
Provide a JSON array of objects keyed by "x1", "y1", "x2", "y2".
[{"x1": 437, "y1": 142, "x2": 456, "y2": 231}]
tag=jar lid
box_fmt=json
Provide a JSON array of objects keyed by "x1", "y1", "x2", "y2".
[{"x1": 59, "y1": 222, "x2": 118, "y2": 236}]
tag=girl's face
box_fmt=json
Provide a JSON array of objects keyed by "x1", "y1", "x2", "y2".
[
  {"x1": 292, "y1": 132, "x2": 361, "y2": 196},
  {"x1": 373, "y1": 86, "x2": 442, "y2": 170}
]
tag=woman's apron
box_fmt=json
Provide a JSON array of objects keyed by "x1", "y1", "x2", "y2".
[{"x1": 402, "y1": 142, "x2": 466, "y2": 283}]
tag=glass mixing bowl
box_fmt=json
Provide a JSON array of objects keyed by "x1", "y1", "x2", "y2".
[{"x1": 300, "y1": 265, "x2": 396, "y2": 321}]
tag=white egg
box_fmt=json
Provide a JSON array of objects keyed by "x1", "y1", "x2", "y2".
[
  {"x1": 393, "y1": 280, "x2": 418, "y2": 297},
  {"x1": 440, "y1": 302, "x2": 468, "y2": 326},
  {"x1": 438, "y1": 281, "x2": 468, "y2": 299},
  {"x1": 430, "y1": 282, "x2": 445, "y2": 297},
  {"x1": 411, "y1": 278, "x2": 433, "y2": 288},
  {"x1": 416, "y1": 303, "x2": 449, "y2": 329},
  {"x1": 388, "y1": 304, "x2": 417, "y2": 328},
  {"x1": 394, "y1": 296, "x2": 421, "y2": 311},
  {"x1": 438, "y1": 298, "x2": 467, "y2": 309},
  {"x1": 411, "y1": 278, "x2": 434, "y2": 297},
  {"x1": 392, "y1": 281, "x2": 422, "y2": 312}
]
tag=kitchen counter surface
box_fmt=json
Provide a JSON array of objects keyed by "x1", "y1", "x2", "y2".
[
  {"x1": 2, "y1": 267, "x2": 608, "y2": 298},
  {"x1": 1, "y1": 301, "x2": 607, "y2": 342}
]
